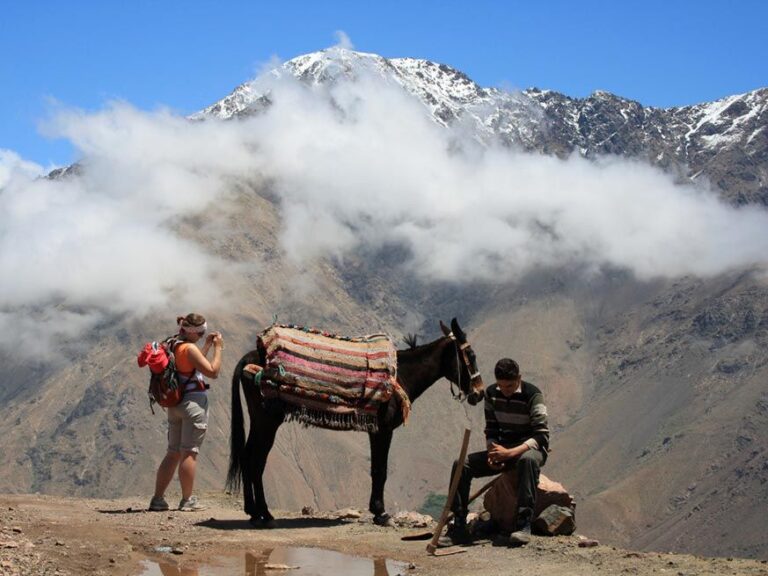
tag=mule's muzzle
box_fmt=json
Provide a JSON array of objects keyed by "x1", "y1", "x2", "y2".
[{"x1": 467, "y1": 389, "x2": 484, "y2": 406}]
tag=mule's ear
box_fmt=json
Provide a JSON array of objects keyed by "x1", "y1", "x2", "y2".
[
  {"x1": 451, "y1": 317, "x2": 466, "y2": 339},
  {"x1": 439, "y1": 320, "x2": 452, "y2": 336}
]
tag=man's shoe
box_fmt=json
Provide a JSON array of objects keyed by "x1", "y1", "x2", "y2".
[
  {"x1": 508, "y1": 521, "x2": 532, "y2": 546},
  {"x1": 437, "y1": 522, "x2": 472, "y2": 547},
  {"x1": 178, "y1": 495, "x2": 207, "y2": 511},
  {"x1": 148, "y1": 495, "x2": 169, "y2": 512}
]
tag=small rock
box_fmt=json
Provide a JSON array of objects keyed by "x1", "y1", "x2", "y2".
[
  {"x1": 109, "y1": 559, "x2": 116, "y2": 564},
  {"x1": 153, "y1": 545, "x2": 173, "y2": 553},
  {"x1": 1, "y1": 540, "x2": 19, "y2": 548},
  {"x1": 264, "y1": 563, "x2": 299, "y2": 570},
  {"x1": 392, "y1": 511, "x2": 433, "y2": 528},
  {"x1": 55, "y1": 540, "x2": 65, "y2": 546},
  {"x1": 301, "y1": 506, "x2": 315, "y2": 516},
  {"x1": 11, "y1": 527, "x2": 22, "y2": 533},
  {"x1": 336, "y1": 508, "x2": 362, "y2": 519},
  {"x1": 578, "y1": 539, "x2": 599, "y2": 548},
  {"x1": 171, "y1": 548, "x2": 184, "y2": 555}
]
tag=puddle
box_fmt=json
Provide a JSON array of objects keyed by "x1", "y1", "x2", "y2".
[{"x1": 139, "y1": 546, "x2": 409, "y2": 576}]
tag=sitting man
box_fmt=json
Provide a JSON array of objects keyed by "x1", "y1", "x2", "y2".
[{"x1": 443, "y1": 358, "x2": 550, "y2": 546}]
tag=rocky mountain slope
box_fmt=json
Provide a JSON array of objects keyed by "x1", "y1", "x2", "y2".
[{"x1": 1, "y1": 48, "x2": 766, "y2": 560}]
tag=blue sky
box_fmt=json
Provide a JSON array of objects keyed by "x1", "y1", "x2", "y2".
[{"x1": 2, "y1": 0, "x2": 766, "y2": 167}]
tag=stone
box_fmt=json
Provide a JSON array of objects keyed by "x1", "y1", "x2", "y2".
[
  {"x1": 578, "y1": 539, "x2": 600, "y2": 547},
  {"x1": 301, "y1": 506, "x2": 315, "y2": 516},
  {"x1": 532, "y1": 504, "x2": 576, "y2": 536},
  {"x1": 482, "y1": 472, "x2": 575, "y2": 533},
  {"x1": 335, "y1": 508, "x2": 362, "y2": 519},
  {"x1": 392, "y1": 511, "x2": 432, "y2": 528}
]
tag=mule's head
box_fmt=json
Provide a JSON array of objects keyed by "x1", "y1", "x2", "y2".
[{"x1": 439, "y1": 318, "x2": 485, "y2": 406}]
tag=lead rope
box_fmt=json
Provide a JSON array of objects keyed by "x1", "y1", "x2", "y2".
[{"x1": 447, "y1": 332, "x2": 464, "y2": 402}]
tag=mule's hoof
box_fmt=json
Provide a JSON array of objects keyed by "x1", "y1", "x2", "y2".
[
  {"x1": 249, "y1": 514, "x2": 276, "y2": 529},
  {"x1": 373, "y1": 513, "x2": 395, "y2": 527}
]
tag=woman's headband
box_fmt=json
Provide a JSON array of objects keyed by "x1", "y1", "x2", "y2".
[{"x1": 179, "y1": 320, "x2": 207, "y2": 335}]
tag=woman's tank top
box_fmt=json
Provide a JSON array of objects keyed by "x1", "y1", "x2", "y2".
[{"x1": 174, "y1": 342, "x2": 207, "y2": 393}]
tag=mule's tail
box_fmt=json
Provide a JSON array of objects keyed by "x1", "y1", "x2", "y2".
[{"x1": 226, "y1": 353, "x2": 249, "y2": 493}]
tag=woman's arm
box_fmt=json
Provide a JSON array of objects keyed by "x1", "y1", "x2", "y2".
[{"x1": 187, "y1": 334, "x2": 223, "y2": 378}]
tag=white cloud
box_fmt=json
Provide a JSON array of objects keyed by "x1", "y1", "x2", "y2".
[
  {"x1": 3, "y1": 58, "x2": 768, "y2": 359},
  {"x1": 334, "y1": 30, "x2": 354, "y2": 51},
  {"x1": 0, "y1": 149, "x2": 45, "y2": 188}
]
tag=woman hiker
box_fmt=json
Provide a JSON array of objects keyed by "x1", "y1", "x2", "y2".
[{"x1": 148, "y1": 313, "x2": 224, "y2": 512}]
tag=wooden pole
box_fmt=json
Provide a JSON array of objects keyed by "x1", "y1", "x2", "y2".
[
  {"x1": 427, "y1": 428, "x2": 471, "y2": 555},
  {"x1": 401, "y1": 475, "x2": 501, "y2": 541}
]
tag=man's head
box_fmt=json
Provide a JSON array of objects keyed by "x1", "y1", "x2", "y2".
[{"x1": 495, "y1": 358, "x2": 521, "y2": 396}]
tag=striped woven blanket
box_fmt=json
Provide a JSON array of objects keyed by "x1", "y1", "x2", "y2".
[{"x1": 258, "y1": 325, "x2": 398, "y2": 432}]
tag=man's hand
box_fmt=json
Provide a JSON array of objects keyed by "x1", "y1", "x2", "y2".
[
  {"x1": 488, "y1": 442, "x2": 509, "y2": 464},
  {"x1": 487, "y1": 457, "x2": 504, "y2": 471},
  {"x1": 243, "y1": 363, "x2": 263, "y2": 375},
  {"x1": 487, "y1": 442, "x2": 529, "y2": 468}
]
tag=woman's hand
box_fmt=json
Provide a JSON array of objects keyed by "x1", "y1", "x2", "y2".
[{"x1": 210, "y1": 331, "x2": 224, "y2": 349}]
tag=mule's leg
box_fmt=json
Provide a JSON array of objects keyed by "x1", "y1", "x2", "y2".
[
  {"x1": 241, "y1": 427, "x2": 258, "y2": 518},
  {"x1": 368, "y1": 428, "x2": 394, "y2": 526},
  {"x1": 248, "y1": 415, "x2": 281, "y2": 528}
]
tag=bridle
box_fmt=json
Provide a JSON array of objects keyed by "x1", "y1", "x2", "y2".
[{"x1": 445, "y1": 331, "x2": 484, "y2": 403}]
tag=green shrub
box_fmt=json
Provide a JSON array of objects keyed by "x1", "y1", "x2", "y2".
[{"x1": 418, "y1": 492, "x2": 446, "y2": 519}]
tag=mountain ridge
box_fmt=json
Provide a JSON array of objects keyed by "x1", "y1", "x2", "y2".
[{"x1": 199, "y1": 48, "x2": 766, "y2": 206}]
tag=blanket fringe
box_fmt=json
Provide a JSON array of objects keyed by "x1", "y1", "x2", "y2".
[{"x1": 282, "y1": 404, "x2": 380, "y2": 433}]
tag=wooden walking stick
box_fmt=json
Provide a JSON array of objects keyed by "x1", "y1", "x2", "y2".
[
  {"x1": 401, "y1": 474, "x2": 501, "y2": 541},
  {"x1": 426, "y1": 427, "x2": 471, "y2": 556}
]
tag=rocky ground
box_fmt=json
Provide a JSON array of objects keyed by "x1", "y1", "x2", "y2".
[{"x1": 1, "y1": 493, "x2": 766, "y2": 576}]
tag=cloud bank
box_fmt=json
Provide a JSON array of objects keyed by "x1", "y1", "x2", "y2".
[{"x1": 2, "y1": 54, "x2": 768, "y2": 357}]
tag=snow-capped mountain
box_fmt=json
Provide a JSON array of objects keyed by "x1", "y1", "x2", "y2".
[
  {"x1": 10, "y1": 48, "x2": 768, "y2": 562},
  {"x1": 199, "y1": 48, "x2": 768, "y2": 206}
]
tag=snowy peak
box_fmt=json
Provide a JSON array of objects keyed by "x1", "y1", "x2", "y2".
[
  {"x1": 198, "y1": 49, "x2": 496, "y2": 125},
  {"x1": 197, "y1": 49, "x2": 768, "y2": 205}
]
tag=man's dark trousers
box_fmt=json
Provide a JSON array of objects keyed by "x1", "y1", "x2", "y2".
[{"x1": 449, "y1": 449, "x2": 544, "y2": 522}]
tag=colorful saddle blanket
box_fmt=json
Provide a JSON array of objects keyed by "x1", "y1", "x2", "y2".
[{"x1": 258, "y1": 325, "x2": 398, "y2": 432}]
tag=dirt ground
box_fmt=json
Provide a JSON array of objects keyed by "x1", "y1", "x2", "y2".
[{"x1": 1, "y1": 492, "x2": 766, "y2": 576}]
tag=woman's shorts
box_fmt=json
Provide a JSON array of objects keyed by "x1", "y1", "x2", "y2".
[{"x1": 167, "y1": 393, "x2": 208, "y2": 454}]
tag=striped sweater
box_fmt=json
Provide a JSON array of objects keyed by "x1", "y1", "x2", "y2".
[{"x1": 484, "y1": 381, "x2": 550, "y2": 456}]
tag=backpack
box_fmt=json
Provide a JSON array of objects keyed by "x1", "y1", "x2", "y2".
[{"x1": 137, "y1": 335, "x2": 184, "y2": 413}]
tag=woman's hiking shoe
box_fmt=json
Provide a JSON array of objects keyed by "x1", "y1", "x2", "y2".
[
  {"x1": 148, "y1": 496, "x2": 169, "y2": 512},
  {"x1": 178, "y1": 495, "x2": 207, "y2": 512}
]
